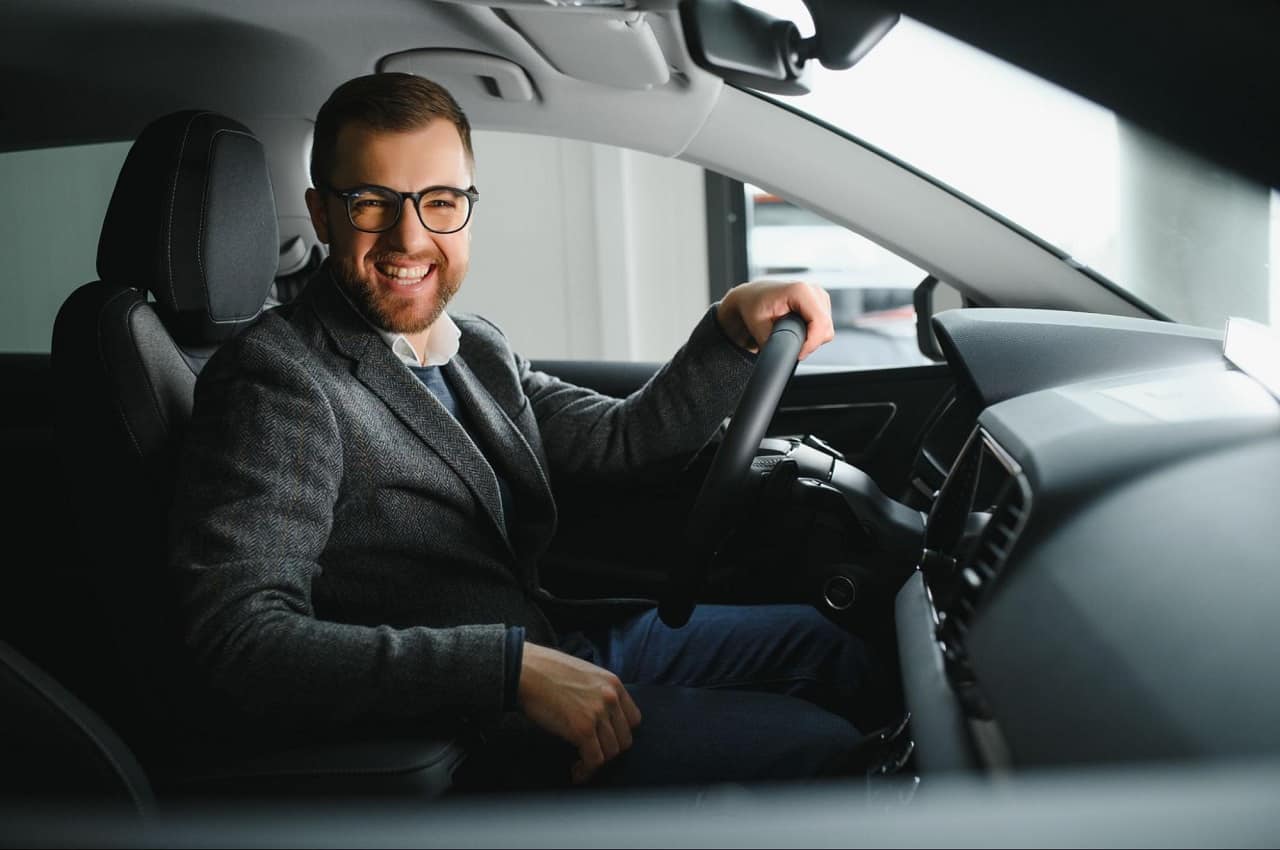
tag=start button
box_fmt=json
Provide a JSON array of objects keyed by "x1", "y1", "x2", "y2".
[{"x1": 823, "y1": 575, "x2": 857, "y2": 611}]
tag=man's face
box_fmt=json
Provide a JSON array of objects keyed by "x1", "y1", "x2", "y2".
[{"x1": 305, "y1": 120, "x2": 473, "y2": 335}]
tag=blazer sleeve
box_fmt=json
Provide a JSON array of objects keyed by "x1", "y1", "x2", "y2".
[
  {"x1": 517, "y1": 304, "x2": 757, "y2": 485},
  {"x1": 170, "y1": 328, "x2": 509, "y2": 730}
]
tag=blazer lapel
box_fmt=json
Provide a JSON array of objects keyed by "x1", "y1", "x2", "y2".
[
  {"x1": 304, "y1": 273, "x2": 514, "y2": 552},
  {"x1": 444, "y1": 356, "x2": 557, "y2": 556}
]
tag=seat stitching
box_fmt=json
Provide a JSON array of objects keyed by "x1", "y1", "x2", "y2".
[
  {"x1": 164, "y1": 112, "x2": 206, "y2": 311},
  {"x1": 194, "y1": 130, "x2": 214, "y2": 322}
]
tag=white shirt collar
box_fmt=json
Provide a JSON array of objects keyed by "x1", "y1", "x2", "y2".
[{"x1": 375, "y1": 311, "x2": 461, "y2": 368}]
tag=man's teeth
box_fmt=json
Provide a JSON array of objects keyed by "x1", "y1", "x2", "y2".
[{"x1": 378, "y1": 263, "x2": 433, "y2": 280}]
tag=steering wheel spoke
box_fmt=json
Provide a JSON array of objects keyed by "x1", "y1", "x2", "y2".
[{"x1": 659, "y1": 313, "x2": 807, "y2": 627}]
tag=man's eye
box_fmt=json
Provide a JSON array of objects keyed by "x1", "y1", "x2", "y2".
[
  {"x1": 422, "y1": 190, "x2": 462, "y2": 208},
  {"x1": 354, "y1": 199, "x2": 390, "y2": 209}
]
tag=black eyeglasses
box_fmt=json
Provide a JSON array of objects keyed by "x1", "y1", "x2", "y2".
[{"x1": 324, "y1": 183, "x2": 479, "y2": 234}]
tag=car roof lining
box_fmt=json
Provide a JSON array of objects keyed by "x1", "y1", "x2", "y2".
[
  {"x1": 0, "y1": 1, "x2": 721, "y2": 159},
  {"x1": 1, "y1": 0, "x2": 1146, "y2": 318}
]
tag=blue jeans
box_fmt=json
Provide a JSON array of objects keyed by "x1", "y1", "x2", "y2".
[
  {"x1": 563, "y1": 604, "x2": 872, "y2": 723},
  {"x1": 471, "y1": 604, "x2": 878, "y2": 789}
]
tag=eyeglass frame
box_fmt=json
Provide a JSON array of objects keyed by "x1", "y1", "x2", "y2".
[{"x1": 322, "y1": 182, "x2": 480, "y2": 234}]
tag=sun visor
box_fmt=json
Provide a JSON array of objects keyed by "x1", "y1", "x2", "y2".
[
  {"x1": 379, "y1": 50, "x2": 536, "y2": 102},
  {"x1": 504, "y1": 10, "x2": 670, "y2": 90}
]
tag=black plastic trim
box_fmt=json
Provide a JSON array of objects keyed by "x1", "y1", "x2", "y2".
[{"x1": 894, "y1": 571, "x2": 980, "y2": 773}]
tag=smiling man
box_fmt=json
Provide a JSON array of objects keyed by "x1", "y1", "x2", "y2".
[
  {"x1": 172, "y1": 73, "x2": 878, "y2": 789},
  {"x1": 306, "y1": 110, "x2": 472, "y2": 356}
]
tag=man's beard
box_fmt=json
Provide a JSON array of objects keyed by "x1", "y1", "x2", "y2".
[{"x1": 331, "y1": 254, "x2": 463, "y2": 335}]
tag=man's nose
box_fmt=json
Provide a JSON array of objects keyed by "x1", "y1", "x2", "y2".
[{"x1": 385, "y1": 197, "x2": 435, "y2": 253}]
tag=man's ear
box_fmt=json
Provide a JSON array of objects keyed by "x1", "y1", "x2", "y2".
[{"x1": 305, "y1": 187, "x2": 330, "y2": 244}]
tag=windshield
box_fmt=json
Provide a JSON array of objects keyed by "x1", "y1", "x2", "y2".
[{"x1": 742, "y1": 2, "x2": 1280, "y2": 331}]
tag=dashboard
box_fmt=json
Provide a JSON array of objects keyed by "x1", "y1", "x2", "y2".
[{"x1": 898, "y1": 309, "x2": 1280, "y2": 773}]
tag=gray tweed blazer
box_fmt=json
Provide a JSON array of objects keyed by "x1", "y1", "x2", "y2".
[{"x1": 169, "y1": 268, "x2": 754, "y2": 732}]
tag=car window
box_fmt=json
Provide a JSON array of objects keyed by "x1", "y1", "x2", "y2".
[
  {"x1": 2, "y1": 132, "x2": 935, "y2": 369},
  {"x1": 744, "y1": 186, "x2": 929, "y2": 367},
  {"x1": 462, "y1": 131, "x2": 932, "y2": 367},
  {"x1": 741, "y1": 0, "x2": 1280, "y2": 333},
  {"x1": 460, "y1": 131, "x2": 716, "y2": 364},
  {"x1": 0, "y1": 141, "x2": 130, "y2": 353}
]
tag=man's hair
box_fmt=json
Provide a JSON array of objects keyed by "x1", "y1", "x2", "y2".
[{"x1": 310, "y1": 72, "x2": 474, "y2": 189}]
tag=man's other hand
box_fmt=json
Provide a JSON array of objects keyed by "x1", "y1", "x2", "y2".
[
  {"x1": 518, "y1": 642, "x2": 642, "y2": 784},
  {"x1": 716, "y1": 280, "x2": 835, "y2": 361}
]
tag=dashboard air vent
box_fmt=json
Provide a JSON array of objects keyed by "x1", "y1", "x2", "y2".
[{"x1": 929, "y1": 430, "x2": 1032, "y2": 714}]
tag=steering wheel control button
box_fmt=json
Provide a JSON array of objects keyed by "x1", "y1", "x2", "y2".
[{"x1": 823, "y1": 574, "x2": 857, "y2": 610}]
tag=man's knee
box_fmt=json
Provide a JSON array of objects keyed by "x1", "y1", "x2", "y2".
[{"x1": 773, "y1": 606, "x2": 874, "y2": 686}]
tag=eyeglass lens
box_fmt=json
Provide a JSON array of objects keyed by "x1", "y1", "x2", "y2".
[{"x1": 347, "y1": 187, "x2": 471, "y2": 233}]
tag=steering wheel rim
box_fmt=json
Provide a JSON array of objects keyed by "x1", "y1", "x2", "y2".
[{"x1": 659, "y1": 312, "x2": 808, "y2": 627}]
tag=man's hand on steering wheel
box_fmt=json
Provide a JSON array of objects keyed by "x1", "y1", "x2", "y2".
[{"x1": 715, "y1": 280, "x2": 835, "y2": 361}]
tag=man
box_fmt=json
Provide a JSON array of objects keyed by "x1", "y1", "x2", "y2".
[{"x1": 171, "y1": 73, "x2": 875, "y2": 789}]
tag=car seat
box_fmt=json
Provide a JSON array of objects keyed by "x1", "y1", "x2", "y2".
[{"x1": 42, "y1": 110, "x2": 466, "y2": 806}]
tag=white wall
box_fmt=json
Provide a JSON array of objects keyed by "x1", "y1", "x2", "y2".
[{"x1": 455, "y1": 131, "x2": 710, "y2": 362}]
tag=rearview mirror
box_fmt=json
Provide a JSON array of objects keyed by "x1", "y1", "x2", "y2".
[{"x1": 679, "y1": 0, "x2": 899, "y2": 95}]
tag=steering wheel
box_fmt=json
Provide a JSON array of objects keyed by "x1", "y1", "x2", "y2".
[{"x1": 659, "y1": 313, "x2": 808, "y2": 627}]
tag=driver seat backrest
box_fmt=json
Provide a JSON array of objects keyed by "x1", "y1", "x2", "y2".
[{"x1": 50, "y1": 110, "x2": 278, "y2": 765}]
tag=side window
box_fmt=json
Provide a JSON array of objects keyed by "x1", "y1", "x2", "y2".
[
  {"x1": 461, "y1": 132, "x2": 710, "y2": 363},
  {"x1": 742, "y1": 183, "x2": 929, "y2": 368},
  {"x1": 0, "y1": 142, "x2": 131, "y2": 353},
  {"x1": 450, "y1": 133, "x2": 935, "y2": 367}
]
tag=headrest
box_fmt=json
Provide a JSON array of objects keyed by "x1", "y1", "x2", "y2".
[{"x1": 97, "y1": 111, "x2": 279, "y2": 345}]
